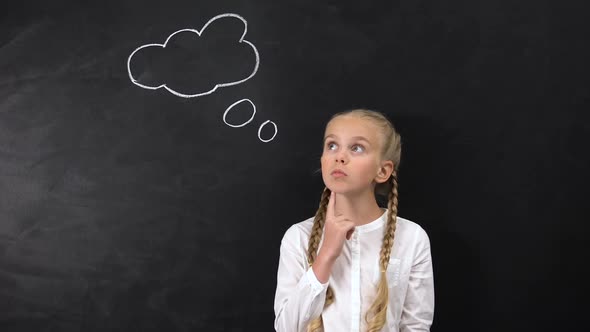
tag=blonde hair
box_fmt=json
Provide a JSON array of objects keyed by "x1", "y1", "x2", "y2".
[{"x1": 307, "y1": 109, "x2": 401, "y2": 332}]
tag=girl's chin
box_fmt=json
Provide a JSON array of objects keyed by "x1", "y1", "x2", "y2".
[
  {"x1": 325, "y1": 183, "x2": 374, "y2": 197},
  {"x1": 325, "y1": 185, "x2": 358, "y2": 195}
]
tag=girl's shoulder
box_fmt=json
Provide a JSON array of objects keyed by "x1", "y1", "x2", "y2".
[
  {"x1": 280, "y1": 216, "x2": 315, "y2": 245},
  {"x1": 277, "y1": 217, "x2": 316, "y2": 259},
  {"x1": 395, "y1": 216, "x2": 431, "y2": 247},
  {"x1": 396, "y1": 215, "x2": 427, "y2": 233}
]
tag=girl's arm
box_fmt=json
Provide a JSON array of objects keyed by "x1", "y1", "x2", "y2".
[
  {"x1": 274, "y1": 193, "x2": 354, "y2": 331},
  {"x1": 400, "y1": 227, "x2": 435, "y2": 332},
  {"x1": 274, "y1": 225, "x2": 329, "y2": 332}
]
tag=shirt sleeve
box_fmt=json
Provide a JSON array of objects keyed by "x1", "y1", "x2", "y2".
[
  {"x1": 274, "y1": 225, "x2": 329, "y2": 332},
  {"x1": 400, "y1": 227, "x2": 435, "y2": 332}
]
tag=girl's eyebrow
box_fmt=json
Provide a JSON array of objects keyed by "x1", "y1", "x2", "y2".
[
  {"x1": 324, "y1": 134, "x2": 337, "y2": 142},
  {"x1": 324, "y1": 134, "x2": 372, "y2": 146},
  {"x1": 351, "y1": 136, "x2": 371, "y2": 145}
]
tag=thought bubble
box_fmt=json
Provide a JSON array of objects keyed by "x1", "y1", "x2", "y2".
[
  {"x1": 223, "y1": 99, "x2": 256, "y2": 127},
  {"x1": 127, "y1": 13, "x2": 259, "y2": 98},
  {"x1": 223, "y1": 99, "x2": 277, "y2": 142},
  {"x1": 258, "y1": 120, "x2": 278, "y2": 143}
]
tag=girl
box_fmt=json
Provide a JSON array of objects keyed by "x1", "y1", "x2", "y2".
[{"x1": 274, "y1": 109, "x2": 434, "y2": 332}]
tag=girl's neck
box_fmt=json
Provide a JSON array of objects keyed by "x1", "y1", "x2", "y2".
[{"x1": 333, "y1": 190, "x2": 383, "y2": 226}]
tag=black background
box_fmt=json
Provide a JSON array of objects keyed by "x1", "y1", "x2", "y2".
[{"x1": 1, "y1": 0, "x2": 589, "y2": 331}]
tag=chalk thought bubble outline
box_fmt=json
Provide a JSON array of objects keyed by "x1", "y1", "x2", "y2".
[
  {"x1": 258, "y1": 120, "x2": 278, "y2": 143},
  {"x1": 223, "y1": 99, "x2": 256, "y2": 127},
  {"x1": 127, "y1": 13, "x2": 260, "y2": 98},
  {"x1": 223, "y1": 99, "x2": 278, "y2": 143}
]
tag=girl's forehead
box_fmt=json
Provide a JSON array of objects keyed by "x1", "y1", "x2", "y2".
[{"x1": 325, "y1": 115, "x2": 381, "y2": 139}]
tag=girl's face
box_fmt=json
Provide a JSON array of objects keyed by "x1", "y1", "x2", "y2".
[{"x1": 321, "y1": 115, "x2": 392, "y2": 196}]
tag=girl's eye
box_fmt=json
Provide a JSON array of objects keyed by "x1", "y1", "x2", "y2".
[
  {"x1": 327, "y1": 142, "x2": 338, "y2": 150},
  {"x1": 351, "y1": 144, "x2": 365, "y2": 153}
]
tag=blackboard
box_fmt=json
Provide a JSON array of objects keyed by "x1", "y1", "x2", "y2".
[{"x1": 1, "y1": 0, "x2": 588, "y2": 331}]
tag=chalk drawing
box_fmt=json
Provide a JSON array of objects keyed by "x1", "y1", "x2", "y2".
[
  {"x1": 258, "y1": 120, "x2": 278, "y2": 143},
  {"x1": 127, "y1": 13, "x2": 259, "y2": 98},
  {"x1": 223, "y1": 99, "x2": 278, "y2": 142},
  {"x1": 128, "y1": 13, "x2": 278, "y2": 143},
  {"x1": 223, "y1": 99, "x2": 256, "y2": 127}
]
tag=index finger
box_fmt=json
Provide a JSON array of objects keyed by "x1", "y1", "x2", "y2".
[{"x1": 326, "y1": 190, "x2": 335, "y2": 218}]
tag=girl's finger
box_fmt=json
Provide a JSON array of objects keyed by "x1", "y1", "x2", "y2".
[{"x1": 326, "y1": 191, "x2": 335, "y2": 218}]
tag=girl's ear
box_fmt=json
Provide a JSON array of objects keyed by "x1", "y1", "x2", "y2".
[{"x1": 375, "y1": 161, "x2": 394, "y2": 183}]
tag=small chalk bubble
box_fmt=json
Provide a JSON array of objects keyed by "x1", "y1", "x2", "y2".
[
  {"x1": 258, "y1": 120, "x2": 278, "y2": 143},
  {"x1": 223, "y1": 99, "x2": 256, "y2": 127}
]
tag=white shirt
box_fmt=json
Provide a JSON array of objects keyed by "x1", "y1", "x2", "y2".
[{"x1": 274, "y1": 209, "x2": 434, "y2": 332}]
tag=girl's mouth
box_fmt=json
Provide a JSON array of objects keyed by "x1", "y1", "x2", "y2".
[{"x1": 331, "y1": 170, "x2": 347, "y2": 177}]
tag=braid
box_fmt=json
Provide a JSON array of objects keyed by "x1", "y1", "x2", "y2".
[
  {"x1": 366, "y1": 172, "x2": 399, "y2": 332},
  {"x1": 381, "y1": 171, "x2": 399, "y2": 269},
  {"x1": 307, "y1": 187, "x2": 330, "y2": 265},
  {"x1": 307, "y1": 187, "x2": 335, "y2": 332}
]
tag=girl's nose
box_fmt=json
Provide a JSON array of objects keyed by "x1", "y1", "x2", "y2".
[{"x1": 335, "y1": 153, "x2": 347, "y2": 164}]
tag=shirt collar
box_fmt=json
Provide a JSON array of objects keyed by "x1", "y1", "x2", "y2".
[{"x1": 355, "y1": 208, "x2": 387, "y2": 234}]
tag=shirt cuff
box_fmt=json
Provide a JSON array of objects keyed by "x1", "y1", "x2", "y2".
[{"x1": 304, "y1": 268, "x2": 329, "y2": 296}]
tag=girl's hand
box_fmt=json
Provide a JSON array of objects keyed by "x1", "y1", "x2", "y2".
[{"x1": 317, "y1": 191, "x2": 356, "y2": 262}]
